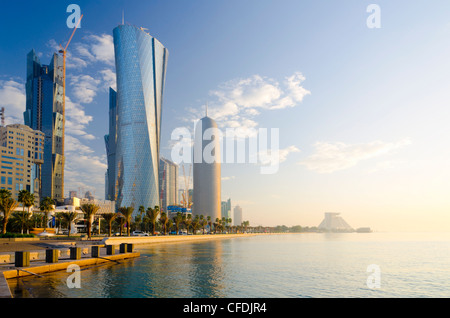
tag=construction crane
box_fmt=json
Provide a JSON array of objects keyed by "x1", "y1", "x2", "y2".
[
  {"x1": 57, "y1": 14, "x2": 82, "y2": 200},
  {"x1": 59, "y1": 14, "x2": 83, "y2": 155}
]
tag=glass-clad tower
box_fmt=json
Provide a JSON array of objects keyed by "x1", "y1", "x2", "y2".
[
  {"x1": 104, "y1": 87, "x2": 117, "y2": 201},
  {"x1": 113, "y1": 24, "x2": 168, "y2": 216},
  {"x1": 24, "y1": 49, "x2": 65, "y2": 203}
]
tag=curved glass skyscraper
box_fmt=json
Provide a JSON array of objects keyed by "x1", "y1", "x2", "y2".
[{"x1": 112, "y1": 24, "x2": 168, "y2": 216}]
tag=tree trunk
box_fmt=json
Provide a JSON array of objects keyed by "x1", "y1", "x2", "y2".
[{"x1": 87, "y1": 221, "x2": 91, "y2": 239}]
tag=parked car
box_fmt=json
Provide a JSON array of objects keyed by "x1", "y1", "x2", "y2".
[{"x1": 132, "y1": 231, "x2": 149, "y2": 237}]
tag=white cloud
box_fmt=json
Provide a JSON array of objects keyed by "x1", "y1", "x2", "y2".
[
  {"x1": 69, "y1": 74, "x2": 101, "y2": 104},
  {"x1": 222, "y1": 176, "x2": 236, "y2": 181},
  {"x1": 279, "y1": 145, "x2": 301, "y2": 163},
  {"x1": 285, "y1": 72, "x2": 311, "y2": 103},
  {"x1": 298, "y1": 139, "x2": 412, "y2": 173},
  {"x1": 183, "y1": 72, "x2": 310, "y2": 147},
  {"x1": 99, "y1": 68, "x2": 117, "y2": 91},
  {"x1": 90, "y1": 34, "x2": 115, "y2": 65},
  {"x1": 258, "y1": 145, "x2": 300, "y2": 165},
  {"x1": 69, "y1": 34, "x2": 115, "y2": 66},
  {"x1": 0, "y1": 79, "x2": 26, "y2": 125}
]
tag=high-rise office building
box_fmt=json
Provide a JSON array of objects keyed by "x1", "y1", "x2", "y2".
[
  {"x1": 159, "y1": 157, "x2": 178, "y2": 212},
  {"x1": 23, "y1": 49, "x2": 65, "y2": 203},
  {"x1": 233, "y1": 205, "x2": 242, "y2": 227},
  {"x1": 221, "y1": 198, "x2": 231, "y2": 219},
  {"x1": 112, "y1": 24, "x2": 169, "y2": 216},
  {"x1": 193, "y1": 114, "x2": 221, "y2": 219},
  {"x1": 104, "y1": 88, "x2": 117, "y2": 201},
  {"x1": 0, "y1": 124, "x2": 44, "y2": 206}
]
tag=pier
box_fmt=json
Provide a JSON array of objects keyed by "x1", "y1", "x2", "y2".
[{"x1": 0, "y1": 244, "x2": 140, "y2": 298}]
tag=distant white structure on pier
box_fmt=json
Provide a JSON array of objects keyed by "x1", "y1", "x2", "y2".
[{"x1": 318, "y1": 213, "x2": 353, "y2": 231}]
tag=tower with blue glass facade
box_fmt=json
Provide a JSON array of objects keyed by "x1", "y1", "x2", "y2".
[
  {"x1": 23, "y1": 49, "x2": 65, "y2": 203},
  {"x1": 111, "y1": 24, "x2": 168, "y2": 216},
  {"x1": 104, "y1": 87, "x2": 117, "y2": 201}
]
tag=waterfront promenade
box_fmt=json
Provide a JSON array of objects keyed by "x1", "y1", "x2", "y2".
[
  {"x1": 0, "y1": 233, "x2": 263, "y2": 298},
  {"x1": 0, "y1": 233, "x2": 262, "y2": 253}
]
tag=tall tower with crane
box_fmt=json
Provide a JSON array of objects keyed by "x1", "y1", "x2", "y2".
[{"x1": 23, "y1": 15, "x2": 83, "y2": 204}]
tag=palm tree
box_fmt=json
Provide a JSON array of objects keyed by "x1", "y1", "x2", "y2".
[
  {"x1": 55, "y1": 212, "x2": 65, "y2": 234},
  {"x1": 183, "y1": 214, "x2": 192, "y2": 234},
  {"x1": 199, "y1": 215, "x2": 207, "y2": 234},
  {"x1": 0, "y1": 196, "x2": 19, "y2": 234},
  {"x1": 118, "y1": 206, "x2": 134, "y2": 236},
  {"x1": 214, "y1": 218, "x2": 220, "y2": 234},
  {"x1": 102, "y1": 213, "x2": 117, "y2": 237},
  {"x1": 14, "y1": 210, "x2": 31, "y2": 234},
  {"x1": 14, "y1": 190, "x2": 33, "y2": 235},
  {"x1": 192, "y1": 215, "x2": 201, "y2": 235},
  {"x1": 142, "y1": 213, "x2": 150, "y2": 234},
  {"x1": 80, "y1": 203, "x2": 100, "y2": 239},
  {"x1": 146, "y1": 206, "x2": 160, "y2": 235},
  {"x1": 207, "y1": 215, "x2": 212, "y2": 233},
  {"x1": 138, "y1": 205, "x2": 145, "y2": 230},
  {"x1": 61, "y1": 211, "x2": 79, "y2": 237},
  {"x1": 40, "y1": 197, "x2": 55, "y2": 232},
  {"x1": 173, "y1": 212, "x2": 183, "y2": 235},
  {"x1": 116, "y1": 213, "x2": 126, "y2": 236},
  {"x1": 30, "y1": 213, "x2": 43, "y2": 228},
  {"x1": 242, "y1": 220, "x2": 250, "y2": 233},
  {"x1": 0, "y1": 189, "x2": 11, "y2": 204},
  {"x1": 167, "y1": 219, "x2": 173, "y2": 234},
  {"x1": 159, "y1": 212, "x2": 168, "y2": 235},
  {"x1": 18, "y1": 190, "x2": 35, "y2": 215}
]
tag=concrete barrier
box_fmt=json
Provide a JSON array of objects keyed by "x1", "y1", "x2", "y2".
[
  {"x1": 106, "y1": 245, "x2": 115, "y2": 256},
  {"x1": 0, "y1": 255, "x2": 11, "y2": 263},
  {"x1": 91, "y1": 246, "x2": 100, "y2": 258},
  {"x1": 119, "y1": 243, "x2": 127, "y2": 253},
  {"x1": 70, "y1": 247, "x2": 81, "y2": 260},
  {"x1": 45, "y1": 249, "x2": 58, "y2": 263},
  {"x1": 127, "y1": 244, "x2": 134, "y2": 253},
  {"x1": 15, "y1": 251, "x2": 30, "y2": 267}
]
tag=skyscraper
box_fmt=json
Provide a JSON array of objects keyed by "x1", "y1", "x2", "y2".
[
  {"x1": 112, "y1": 24, "x2": 168, "y2": 216},
  {"x1": 0, "y1": 124, "x2": 44, "y2": 206},
  {"x1": 159, "y1": 157, "x2": 178, "y2": 213},
  {"x1": 234, "y1": 205, "x2": 242, "y2": 227},
  {"x1": 104, "y1": 87, "x2": 117, "y2": 201},
  {"x1": 193, "y1": 114, "x2": 221, "y2": 220},
  {"x1": 23, "y1": 49, "x2": 65, "y2": 203},
  {"x1": 221, "y1": 198, "x2": 231, "y2": 219}
]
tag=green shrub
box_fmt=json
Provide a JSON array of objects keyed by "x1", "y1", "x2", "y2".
[{"x1": 0, "y1": 233, "x2": 35, "y2": 238}]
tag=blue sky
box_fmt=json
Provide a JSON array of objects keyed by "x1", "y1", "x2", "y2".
[{"x1": 1, "y1": 1, "x2": 450, "y2": 231}]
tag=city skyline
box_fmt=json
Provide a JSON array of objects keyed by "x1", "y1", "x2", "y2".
[{"x1": 1, "y1": 1, "x2": 450, "y2": 231}]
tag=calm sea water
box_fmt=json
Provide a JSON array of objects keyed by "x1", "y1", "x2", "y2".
[{"x1": 9, "y1": 232, "x2": 450, "y2": 298}]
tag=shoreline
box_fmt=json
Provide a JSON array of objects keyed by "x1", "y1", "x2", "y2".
[{"x1": 0, "y1": 233, "x2": 277, "y2": 255}]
